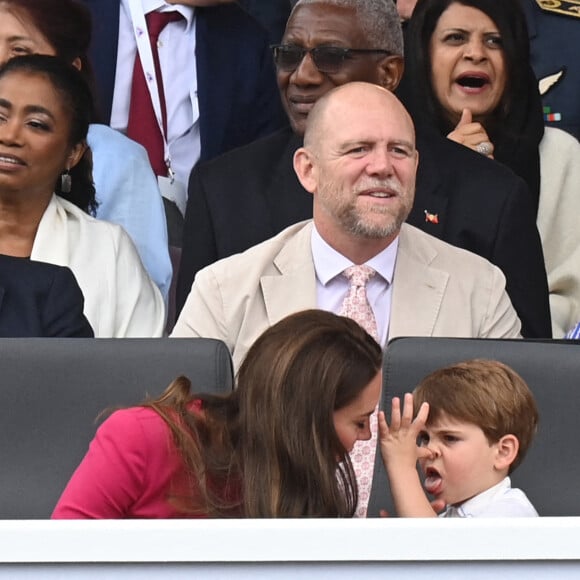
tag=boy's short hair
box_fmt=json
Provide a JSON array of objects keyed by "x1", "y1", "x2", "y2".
[{"x1": 413, "y1": 359, "x2": 538, "y2": 473}]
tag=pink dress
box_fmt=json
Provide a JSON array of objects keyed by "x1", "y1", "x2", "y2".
[{"x1": 52, "y1": 404, "x2": 204, "y2": 519}]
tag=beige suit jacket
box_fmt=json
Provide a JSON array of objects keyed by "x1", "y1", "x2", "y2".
[{"x1": 173, "y1": 221, "x2": 521, "y2": 370}]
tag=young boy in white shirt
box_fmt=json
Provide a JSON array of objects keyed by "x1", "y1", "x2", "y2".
[{"x1": 379, "y1": 359, "x2": 539, "y2": 517}]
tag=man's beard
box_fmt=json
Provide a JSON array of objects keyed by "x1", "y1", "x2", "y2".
[{"x1": 318, "y1": 177, "x2": 413, "y2": 239}]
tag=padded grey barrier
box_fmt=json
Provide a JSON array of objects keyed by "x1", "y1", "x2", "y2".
[{"x1": 0, "y1": 338, "x2": 233, "y2": 518}]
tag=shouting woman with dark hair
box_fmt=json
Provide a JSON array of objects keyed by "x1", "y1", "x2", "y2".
[
  {"x1": 0, "y1": 55, "x2": 164, "y2": 336},
  {"x1": 53, "y1": 310, "x2": 383, "y2": 518},
  {"x1": 401, "y1": 0, "x2": 580, "y2": 337}
]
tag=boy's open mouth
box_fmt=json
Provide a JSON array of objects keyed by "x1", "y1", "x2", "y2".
[{"x1": 423, "y1": 466, "x2": 443, "y2": 495}]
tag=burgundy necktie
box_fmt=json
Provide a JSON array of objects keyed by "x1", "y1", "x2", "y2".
[
  {"x1": 339, "y1": 265, "x2": 380, "y2": 517},
  {"x1": 127, "y1": 11, "x2": 182, "y2": 176}
]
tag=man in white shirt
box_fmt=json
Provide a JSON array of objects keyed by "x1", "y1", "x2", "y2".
[
  {"x1": 173, "y1": 81, "x2": 521, "y2": 518},
  {"x1": 84, "y1": 0, "x2": 285, "y2": 243},
  {"x1": 172, "y1": 82, "x2": 521, "y2": 368}
]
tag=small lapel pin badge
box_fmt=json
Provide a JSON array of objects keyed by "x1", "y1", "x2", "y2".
[{"x1": 424, "y1": 210, "x2": 439, "y2": 224}]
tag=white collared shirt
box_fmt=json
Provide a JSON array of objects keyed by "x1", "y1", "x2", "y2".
[
  {"x1": 440, "y1": 477, "x2": 539, "y2": 518},
  {"x1": 311, "y1": 226, "x2": 397, "y2": 347},
  {"x1": 111, "y1": 0, "x2": 201, "y2": 189}
]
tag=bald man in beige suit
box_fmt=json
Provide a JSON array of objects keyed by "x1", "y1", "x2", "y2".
[{"x1": 173, "y1": 83, "x2": 520, "y2": 368}]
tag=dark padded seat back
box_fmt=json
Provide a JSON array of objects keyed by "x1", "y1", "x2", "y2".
[
  {"x1": 368, "y1": 338, "x2": 580, "y2": 517},
  {"x1": 0, "y1": 338, "x2": 234, "y2": 519}
]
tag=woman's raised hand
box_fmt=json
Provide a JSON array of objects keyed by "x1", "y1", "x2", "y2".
[{"x1": 447, "y1": 108, "x2": 494, "y2": 158}]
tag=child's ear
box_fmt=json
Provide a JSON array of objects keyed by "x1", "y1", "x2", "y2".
[{"x1": 494, "y1": 434, "x2": 519, "y2": 472}]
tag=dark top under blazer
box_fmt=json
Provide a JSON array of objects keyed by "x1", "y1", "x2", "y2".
[
  {"x1": 178, "y1": 127, "x2": 551, "y2": 339},
  {"x1": 83, "y1": 0, "x2": 287, "y2": 162},
  {"x1": 0, "y1": 256, "x2": 94, "y2": 338}
]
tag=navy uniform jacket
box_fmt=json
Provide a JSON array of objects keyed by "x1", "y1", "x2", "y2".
[
  {"x1": 177, "y1": 126, "x2": 552, "y2": 339},
  {"x1": 524, "y1": 0, "x2": 580, "y2": 140},
  {"x1": 0, "y1": 256, "x2": 94, "y2": 338},
  {"x1": 83, "y1": 0, "x2": 286, "y2": 163}
]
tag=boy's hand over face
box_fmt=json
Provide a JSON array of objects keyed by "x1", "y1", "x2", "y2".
[
  {"x1": 378, "y1": 394, "x2": 439, "y2": 517},
  {"x1": 378, "y1": 393, "x2": 432, "y2": 471}
]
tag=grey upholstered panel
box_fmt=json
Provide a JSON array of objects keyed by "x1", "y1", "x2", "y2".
[
  {"x1": 0, "y1": 338, "x2": 233, "y2": 519},
  {"x1": 368, "y1": 337, "x2": 580, "y2": 517}
]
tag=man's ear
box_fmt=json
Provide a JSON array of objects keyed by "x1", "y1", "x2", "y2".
[
  {"x1": 494, "y1": 434, "x2": 519, "y2": 472},
  {"x1": 293, "y1": 147, "x2": 318, "y2": 195},
  {"x1": 377, "y1": 55, "x2": 405, "y2": 92},
  {"x1": 66, "y1": 141, "x2": 88, "y2": 170}
]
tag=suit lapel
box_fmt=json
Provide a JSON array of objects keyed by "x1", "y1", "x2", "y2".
[
  {"x1": 30, "y1": 196, "x2": 69, "y2": 266},
  {"x1": 369, "y1": 225, "x2": 449, "y2": 515},
  {"x1": 260, "y1": 223, "x2": 317, "y2": 325},
  {"x1": 373, "y1": 222, "x2": 524, "y2": 514},
  {"x1": 389, "y1": 225, "x2": 449, "y2": 338}
]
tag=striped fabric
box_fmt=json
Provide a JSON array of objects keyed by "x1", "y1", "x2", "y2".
[{"x1": 566, "y1": 322, "x2": 580, "y2": 339}]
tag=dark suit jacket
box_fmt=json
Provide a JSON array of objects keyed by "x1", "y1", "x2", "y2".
[
  {"x1": 83, "y1": 0, "x2": 286, "y2": 162},
  {"x1": 178, "y1": 127, "x2": 551, "y2": 338},
  {"x1": 0, "y1": 256, "x2": 94, "y2": 338},
  {"x1": 238, "y1": 0, "x2": 291, "y2": 44}
]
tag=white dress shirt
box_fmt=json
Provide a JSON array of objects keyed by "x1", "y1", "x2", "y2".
[
  {"x1": 439, "y1": 477, "x2": 539, "y2": 518},
  {"x1": 311, "y1": 226, "x2": 397, "y2": 347},
  {"x1": 111, "y1": 0, "x2": 201, "y2": 190}
]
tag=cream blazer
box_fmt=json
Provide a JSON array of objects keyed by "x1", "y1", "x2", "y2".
[
  {"x1": 537, "y1": 127, "x2": 580, "y2": 337},
  {"x1": 32, "y1": 195, "x2": 165, "y2": 338},
  {"x1": 173, "y1": 221, "x2": 520, "y2": 370}
]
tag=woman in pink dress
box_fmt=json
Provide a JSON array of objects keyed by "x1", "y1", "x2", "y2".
[{"x1": 53, "y1": 309, "x2": 383, "y2": 518}]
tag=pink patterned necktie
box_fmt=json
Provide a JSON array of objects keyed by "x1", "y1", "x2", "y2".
[{"x1": 339, "y1": 265, "x2": 380, "y2": 518}]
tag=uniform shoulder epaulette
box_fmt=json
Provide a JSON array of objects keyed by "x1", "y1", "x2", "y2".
[
  {"x1": 536, "y1": 0, "x2": 580, "y2": 18},
  {"x1": 539, "y1": 68, "x2": 566, "y2": 96}
]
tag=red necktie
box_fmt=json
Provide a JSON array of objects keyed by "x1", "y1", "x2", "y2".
[
  {"x1": 127, "y1": 11, "x2": 182, "y2": 176},
  {"x1": 339, "y1": 265, "x2": 380, "y2": 518}
]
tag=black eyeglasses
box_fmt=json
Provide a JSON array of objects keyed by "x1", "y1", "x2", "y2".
[{"x1": 271, "y1": 45, "x2": 392, "y2": 74}]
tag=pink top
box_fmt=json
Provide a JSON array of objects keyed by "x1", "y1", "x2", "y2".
[{"x1": 52, "y1": 404, "x2": 204, "y2": 519}]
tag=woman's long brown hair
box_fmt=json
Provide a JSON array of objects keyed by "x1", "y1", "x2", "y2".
[{"x1": 143, "y1": 310, "x2": 382, "y2": 517}]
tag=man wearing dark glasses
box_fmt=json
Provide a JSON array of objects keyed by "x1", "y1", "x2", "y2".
[{"x1": 177, "y1": 0, "x2": 551, "y2": 340}]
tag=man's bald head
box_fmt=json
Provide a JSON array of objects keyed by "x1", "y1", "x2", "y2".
[{"x1": 303, "y1": 82, "x2": 416, "y2": 153}]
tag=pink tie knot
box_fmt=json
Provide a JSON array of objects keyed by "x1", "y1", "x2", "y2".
[{"x1": 342, "y1": 265, "x2": 376, "y2": 288}]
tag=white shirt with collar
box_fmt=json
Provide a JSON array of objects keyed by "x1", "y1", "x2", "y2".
[
  {"x1": 311, "y1": 225, "x2": 397, "y2": 347},
  {"x1": 111, "y1": 0, "x2": 201, "y2": 190},
  {"x1": 439, "y1": 477, "x2": 538, "y2": 518}
]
